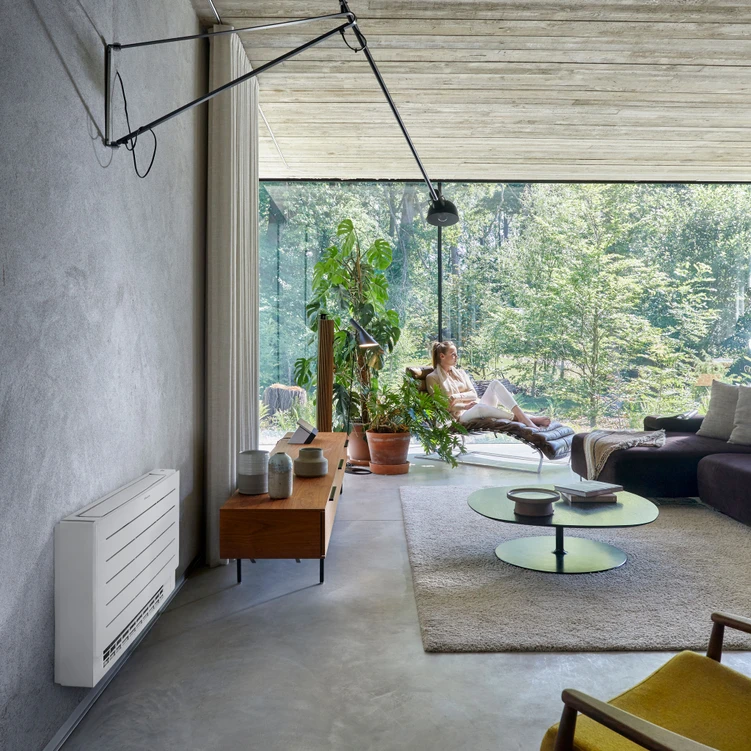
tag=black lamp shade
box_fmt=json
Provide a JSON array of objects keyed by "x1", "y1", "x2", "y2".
[
  {"x1": 426, "y1": 197, "x2": 459, "y2": 227},
  {"x1": 350, "y1": 318, "x2": 379, "y2": 348}
]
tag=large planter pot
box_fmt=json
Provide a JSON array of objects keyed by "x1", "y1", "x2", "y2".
[
  {"x1": 348, "y1": 422, "x2": 370, "y2": 466},
  {"x1": 366, "y1": 430, "x2": 411, "y2": 475}
]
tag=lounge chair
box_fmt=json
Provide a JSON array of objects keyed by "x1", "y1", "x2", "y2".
[
  {"x1": 541, "y1": 611, "x2": 751, "y2": 751},
  {"x1": 406, "y1": 366, "x2": 574, "y2": 473}
]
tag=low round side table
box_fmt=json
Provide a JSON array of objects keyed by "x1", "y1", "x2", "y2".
[{"x1": 467, "y1": 484, "x2": 659, "y2": 574}]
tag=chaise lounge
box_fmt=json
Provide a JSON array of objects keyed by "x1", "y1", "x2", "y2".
[{"x1": 407, "y1": 366, "x2": 575, "y2": 471}]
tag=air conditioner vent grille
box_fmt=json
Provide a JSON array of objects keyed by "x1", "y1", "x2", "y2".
[
  {"x1": 55, "y1": 469, "x2": 178, "y2": 687},
  {"x1": 102, "y1": 585, "x2": 164, "y2": 669}
]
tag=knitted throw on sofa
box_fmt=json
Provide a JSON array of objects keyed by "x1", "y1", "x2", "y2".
[{"x1": 584, "y1": 429, "x2": 666, "y2": 480}]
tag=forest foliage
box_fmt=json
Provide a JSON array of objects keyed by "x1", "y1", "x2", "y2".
[
  {"x1": 260, "y1": 182, "x2": 751, "y2": 431},
  {"x1": 292, "y1": 218, "x2": 401, "y2": 427}
]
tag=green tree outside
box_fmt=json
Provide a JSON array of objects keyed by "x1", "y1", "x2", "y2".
[{"x1": 259, "y1": 181, "x2": 751, "y2": 438}]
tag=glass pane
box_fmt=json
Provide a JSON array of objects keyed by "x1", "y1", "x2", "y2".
[
  {"x1": 442, "y1": 182, "x2": 751, "y2": 431},
  {"x1": 259, "y1": 181, "x2": 438, "y2": 443},
  {"x1": 259, "y1": 181, "x2": 751, "y2": 442}
]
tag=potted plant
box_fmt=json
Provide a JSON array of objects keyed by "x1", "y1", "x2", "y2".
[
  {"x1": 294, "y1": 219, "x2": 401, "y2": 462},
  {"x1": 365, "y1": 379, "x2": 467, "y2": 474}
]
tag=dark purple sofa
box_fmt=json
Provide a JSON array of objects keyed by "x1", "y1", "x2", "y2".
[
  {"x1": 698, "y1": 454, "x2": 751, "y2": 527},
  {"x1": 571, "y1": 415, "x2": 751, "y2": 526}
]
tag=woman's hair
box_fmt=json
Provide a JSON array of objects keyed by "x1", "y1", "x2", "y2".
[{"x1": 431, "y1": 340, "x2": 457, "y2": 368}]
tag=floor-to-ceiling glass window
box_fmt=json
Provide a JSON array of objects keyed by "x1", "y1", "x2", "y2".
[
  {"x1": 260, "y1": 181, "x2": 751, "y2": 442},
  {"x1": 259, "y1": 181, "x2": 438, "y2": 443}
]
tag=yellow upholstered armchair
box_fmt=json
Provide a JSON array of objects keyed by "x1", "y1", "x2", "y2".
[{"x1": 542, "y1": 612, "x2": 751, "y2": 751}]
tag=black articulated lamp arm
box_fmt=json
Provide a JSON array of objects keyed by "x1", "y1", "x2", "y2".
[
  {"x1": 337, "y1": 1, "x2": 458, "y2": 225},
  {"x1": 338, "y1": 2, "x2": 435, "y2": 204},
  {"x1": 112, "y1": 13, "x2": 354, "y2": 51},
  {"x1": 104, "y1": 2, "x2": 458, "y2": 225},
  {"x1": 105, "y1": 15, "x2": 356, "y2": 147}
]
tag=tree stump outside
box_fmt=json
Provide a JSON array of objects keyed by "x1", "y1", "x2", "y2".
[{"x1": 263, "y1": 384, "x2": 308, "y2": 416}]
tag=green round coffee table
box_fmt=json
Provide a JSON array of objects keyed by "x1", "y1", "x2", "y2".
[{"x1": 467, "y1": 484, "x2": 659, "y2": 574}]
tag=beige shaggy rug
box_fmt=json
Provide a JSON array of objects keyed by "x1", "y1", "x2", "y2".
[{"x1": 400, "y1": 486, "x2": 751, "y2": 652}]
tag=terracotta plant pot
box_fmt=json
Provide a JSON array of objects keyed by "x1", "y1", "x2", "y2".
[
  {"x1": 348, "y1": 422, "x2": 371, "y2": 466},
  {"x1": 366, "y1": 431, "x2": 411, "y2": 475}
]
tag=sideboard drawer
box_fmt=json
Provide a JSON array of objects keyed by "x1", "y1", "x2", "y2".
[{"x1": 323, "y1": 458, "x2": 345, "y2": 554}]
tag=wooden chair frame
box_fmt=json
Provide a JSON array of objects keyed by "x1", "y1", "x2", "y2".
[{"x1": 553, "y1": 612, "x2": 751, "y2": 751}]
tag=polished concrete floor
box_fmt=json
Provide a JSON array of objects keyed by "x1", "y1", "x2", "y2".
[{"x1": 65, "y1": 447, "x2": 751, "y2": 750}]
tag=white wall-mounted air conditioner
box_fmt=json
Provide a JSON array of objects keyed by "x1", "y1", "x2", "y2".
[{"x1": 55, "y1": 469, "x2": 179, "y2": 687}]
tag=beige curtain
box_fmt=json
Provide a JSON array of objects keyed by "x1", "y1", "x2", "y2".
[{"x1": 206, "y1": 26, "x2": 259, "y2": 566}]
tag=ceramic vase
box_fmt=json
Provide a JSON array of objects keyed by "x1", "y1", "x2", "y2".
[
  {"x1": 237, "y1": 450, "x2": 269, "y2": 495},
  {"x1": 268, "y1": 451, "x2": 293, "y2": 499},
  {"x1": 294, "y1": 447, "x2": 328, "y2": 478},
  {"x1": 506, "y1": 488, "x2": 559, "y2": 516}
]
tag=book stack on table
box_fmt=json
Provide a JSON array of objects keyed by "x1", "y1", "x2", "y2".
[{"x1": 554, "y1": 480, "x2": 624, "y2": 503}]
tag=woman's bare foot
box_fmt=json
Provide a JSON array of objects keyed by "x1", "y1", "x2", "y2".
[{"x1": 532, "y1": 416, "x2": 551, "y2": 428}]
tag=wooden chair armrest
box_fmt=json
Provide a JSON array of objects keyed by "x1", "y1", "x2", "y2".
[
  {"x1": 712, "y1": 611, "x2": 751, "y2": 634},
  {"x1": 555, "y1": 689, "x2": 716, "y2": 751},
  {"x1": 707, "y1": 612, "x2": 751, "y2": 661}
]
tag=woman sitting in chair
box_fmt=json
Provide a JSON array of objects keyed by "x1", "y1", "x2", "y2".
[{"x1": 426, "y1": 341, "x2": 550, "y2": 429}]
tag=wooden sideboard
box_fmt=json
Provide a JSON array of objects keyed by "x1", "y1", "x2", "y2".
[{"x1": 219, "y1": 432, "x2": 348, "y2": 584}]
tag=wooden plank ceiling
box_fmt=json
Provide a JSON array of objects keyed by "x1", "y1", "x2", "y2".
[{"x1": 191, "y1": 1, "x2": 751, "y2": 181}]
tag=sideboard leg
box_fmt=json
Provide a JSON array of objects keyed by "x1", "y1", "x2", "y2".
[
  {"x1": 319, "y1": 558, "x2": 325, "y2": 584},
  {"x1": 236, "y1": 558, "x2": 242, "y2": 584}
]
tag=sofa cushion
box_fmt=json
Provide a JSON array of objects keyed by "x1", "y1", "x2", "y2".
[
  {"x1": 729, "y1": 384, "x2": 751, "y2": 446},
  {"x1": 697, "y1": 380, "x2": 739, "y2": 440},
  {"x1": 571, "y1": 431, "x2": 751, "y2": 498},
  {"x1": 698, "y1": 454, "x2": 751, "y2": 526},
  {"x1": 643, "y1": 414, "x2": 704, "y2": 434}
]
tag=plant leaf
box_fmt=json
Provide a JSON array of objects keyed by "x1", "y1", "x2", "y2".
[{"x1": 337, "y1": 219, "x2": 354, "y2": 236}]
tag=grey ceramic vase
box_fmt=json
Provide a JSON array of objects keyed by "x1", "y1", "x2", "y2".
[
  {"x1": 268, "y1": 451, "x2": 293, "y2": 499},
  {"x1": 237, "y1": 449, "x2": 269, "y2": 495},
  {"x1": 294, "y1": 447, "x2": 328, "y2": 478}
]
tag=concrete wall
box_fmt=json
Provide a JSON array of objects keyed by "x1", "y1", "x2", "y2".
[{"x1": 0, "y1": 2, "x2": 207, "y2": 748}]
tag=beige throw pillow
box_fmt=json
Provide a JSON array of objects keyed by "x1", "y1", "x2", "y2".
[
  {"x1": 729, "y1": 384, "x2": 751, "y2": 445},
  {"x1": 696, "y1": 380, "x2": 739, "y2": 441}
]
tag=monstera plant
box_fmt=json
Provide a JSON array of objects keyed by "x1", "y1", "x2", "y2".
[
  {"x1": 294, "y1": 219, "x2": 401, "y2": 432},
  {"x1": 366, "y1": 378, "x2": 467, "y2": 473}
]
